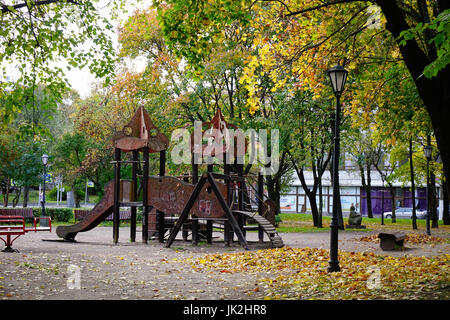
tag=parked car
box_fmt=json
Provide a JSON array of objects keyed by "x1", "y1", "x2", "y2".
[{"x1": 383, "y1": 207, "x2": 427, "y2": 219}]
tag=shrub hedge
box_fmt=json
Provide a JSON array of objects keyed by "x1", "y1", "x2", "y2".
[{"x1": 32, "y1": 208, "x2": 73, "y2": 222}]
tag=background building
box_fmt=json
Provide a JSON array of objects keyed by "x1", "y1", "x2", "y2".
[{"x1": 281, "y1": 170, "x2": 443, "y2": 218}]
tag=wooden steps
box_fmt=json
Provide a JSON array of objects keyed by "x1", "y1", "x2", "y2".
[{"x1": 233, "y1": 210, "x2": 284, "y2": 248}]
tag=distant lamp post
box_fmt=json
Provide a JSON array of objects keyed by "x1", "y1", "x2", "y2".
[
  {"x1": 327, "y1": 65, "x2": 348, "y2": 273},
  {"x1": 41, "y1": 154, "x2": 49, "y2": 227},
  {"x1": 424, "y1": 144, "x2": 432, "y2": 235}
]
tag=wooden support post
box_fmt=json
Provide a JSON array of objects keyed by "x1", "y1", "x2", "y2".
[
  {"x1": 182, "y1": 223, "x2": 189, "y2": 241},
  {"x1": 237, "y1": 161, "x2": 245, "y2": 237},
  {"x1": 165, "y1": 175, "x2": 207, "y2": 248},
  {"x1": 206, "y1": 220, "x2": 213, "y2": 244},
  {"x1": 130, "y1": 150, "x2": 138, "y2": 242},
  {"x1": 160, "y1": 150, "x2": 166, "y2": 177},
  {"x1": 206, "y1": 173, "x2": 248, "y2": 249},
  {"x1": 192, "y1": 152, "x2": 199, "y2": 184},
  {"x1": 142, "y1": 147, "x2": 149, "y2": 244},
  {"x1": 192, "y1": 217, "x2": 199, "y2": 245},
  {"x1": 224, "y1": 221, "x2": 231, "y2": 246},
  {"x1": 157, "y1": 210, "x2": 164, "y2": 243},
  {"x1": 113, "y1": 148, "x2": 121, "y2": 244},
  {"x1": 258, "y1": 172, "x2": 264, "y2": 243},
  {"x1": 157, "y1": 150, "x2": 166, "y2": 243},
  {"x1": 224, "y1": 163, "x2": 232, "y2": 246}
]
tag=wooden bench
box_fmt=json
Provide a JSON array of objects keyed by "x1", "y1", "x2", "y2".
[
  {"x1": 378, "y1": 232, "x2": 406, "y2": 251},
  {"x1": 73, "y1": 210, "x2": 90, "y2": 221},
  {"x1": 73, "y1": 209, "x2": 132, "y2": 222},
  {"x1": 106, "y1": 210, "x2": 131, "y2": 221},
  {"x1": 0, "y1": 208, "x2": 34, "y2": 220}
]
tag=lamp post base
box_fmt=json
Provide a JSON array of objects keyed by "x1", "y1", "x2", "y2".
[
  {"x1": 40, "y1": 218, "x2": 49, "y2": 228},
  {"x1": 327, "y1": 261, "x2": 341, "y2": 273},
  {"x1": 41, "y1": 202, "x2": 48, "y2": 227}
]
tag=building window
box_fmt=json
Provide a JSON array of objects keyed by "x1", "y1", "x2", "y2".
[{"x1": 360, "y1": 187, "x2": 438, "y2": 216}]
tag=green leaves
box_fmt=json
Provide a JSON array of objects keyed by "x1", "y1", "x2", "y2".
[
  {"x1": 398, "y1": 9, "x2": 450, "y2": 79},
  {"x1": 154, "y1": 0, "x2": 252, "y2": 69},
  {"x1": 0, "y1": 0, "x2": 118, "y2": 127}
]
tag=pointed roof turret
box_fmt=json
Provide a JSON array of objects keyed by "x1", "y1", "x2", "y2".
[{"x1": 112, "y1": 106, "x2": 169, "y2": 152}]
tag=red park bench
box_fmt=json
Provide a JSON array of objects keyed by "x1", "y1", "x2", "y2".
[
  {"x1": 0, "y1": 208, "x2": 34, "y2": 220},
  {"x1": 0, "y1": 215, "x2": 51, "y2": 252}
]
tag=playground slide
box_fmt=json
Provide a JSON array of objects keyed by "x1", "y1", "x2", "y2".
[{"x1": 56, "y1": 181, "x2": 115, "y2": 241}]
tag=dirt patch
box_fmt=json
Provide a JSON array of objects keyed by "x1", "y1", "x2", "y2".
[{"x1": 0, "y1": 226, "x2": 448, "y2": 300}]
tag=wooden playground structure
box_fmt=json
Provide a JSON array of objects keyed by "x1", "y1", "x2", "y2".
[{"x1": 56, "y1": 107, "x2": 283, "y2": 249}]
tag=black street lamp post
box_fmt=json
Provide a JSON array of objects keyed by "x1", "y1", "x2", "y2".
[
  {"x1": 327, "y1": 65, "x2": 348, "y2": 273},
  {"x1": 424, "y1": 144, "x2": 432, "y2": 236},
  {"x1": 41, "y1": 154, "x2": 49, "y2": 227}
]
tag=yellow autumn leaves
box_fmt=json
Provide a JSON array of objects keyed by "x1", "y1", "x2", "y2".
[
  {"x1": 178, "y1": 247, "x2": 449, "y2": 300},
  {"x1": 359, "y1": 233, "x2": 448, "y2": 245}
]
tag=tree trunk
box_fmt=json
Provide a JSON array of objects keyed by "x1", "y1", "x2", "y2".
[
  {"x1": 72, "y1": 183, "x2": 81, "y2": 208},
  {"x1": 430, "y1": 171, "x2": 439, "y2": 228},
  {"x1": 409, "y1": 138, "x2": 417, "y2": 229},
  {"x1": 266, "y1": 174, "x2": 280, "y2": 215},
  {"x1": 12, "y1": 187, "x2": 21, "y2": 208},
  {"x1": 365, "y1": 186, "x2": 373, "y2": 218},
  {"x1": 318, "y1": 179, "x2": 323, "y2": 228},
  {"x1": 274, "y1": 178, "x2": 281, "y2": 216},
  {"x1": 3, "y1": 177, "x2": 10, "y2": 207},
  {"x1": 376, "y1": 0, "x2": 450, "y2": 188},
  {"x1": 366, "y1": 166, "x2": 373, "y2": 218},
  {"x1": 442, "y1": 180, "x2": 450, "y2": 225},
  {"x1": 309, "y1": 194, "x2": 320, "y2": 227},
  {"x1": 390, "y1": 186, "x2": 396, "y2": 223},
  {"x1": 295, "y1": 167, "x2": 320, "y2": 227},
  {"x1": 23, "y1": 185, "x2": 29, "y2": 208}
]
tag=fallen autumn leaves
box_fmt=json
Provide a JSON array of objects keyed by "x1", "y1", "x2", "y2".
[
  {"x1": 359, "y1": 233, "x2": 448, "y2": 245},
  {"x1": 177, "y1": 247, "x2": 450, "y2": 300}
]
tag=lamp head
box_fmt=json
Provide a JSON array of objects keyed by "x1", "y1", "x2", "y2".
[
  {"x1": 423, "y1": 145, "x2": 432, "y2": 160},
  {"x1": 41, "y1": 154, "x2": 49, "y2": 166},
  {"x1": 327, "y1": 65, "x2": 348, "y2": 96}
]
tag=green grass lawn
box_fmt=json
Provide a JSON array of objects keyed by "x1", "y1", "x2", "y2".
[
  {"x1": 18, "y1": 211, "x2": 450, "y2": 235},
  {"x1": 277, "y1": 213, "x2": 450, "y2": 234},
  {"x1": 18, "y1": 189, "x2": 100, "y2": 205}
]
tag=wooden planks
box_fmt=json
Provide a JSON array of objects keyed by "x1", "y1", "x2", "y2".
[{"x1": 233, "y1": 210, "x2": 284, "y2": 248}]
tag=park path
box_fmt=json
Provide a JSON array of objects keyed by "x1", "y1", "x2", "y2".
[{"x1": 0, "y1": 227, "x2": 448, "y2": 300}]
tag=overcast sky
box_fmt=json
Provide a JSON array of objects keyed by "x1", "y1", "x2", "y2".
[
  {"x1": 66, "y1": 1, "x2": 147, "y2": 98},
  {"x1": 1, "y1": 1, "x2": 148, "y2": 98}
]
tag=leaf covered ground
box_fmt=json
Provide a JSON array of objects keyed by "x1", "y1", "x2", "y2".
[
  {"x1": 359, "y1": 233, "x2": 449, "y2": 245},
  {"x1": 177, "y1": 247, "x2": 450, "y2": 300}
]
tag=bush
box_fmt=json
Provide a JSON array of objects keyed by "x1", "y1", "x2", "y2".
[
  {"x1": 47, "y1": 187, "x2": 68, "y2": 201},
  {"x1": 33, "y1": 208, "x2": 73, "y2": 222},
  {"x1": 137, "y1": 207, "x2": 143, "y2": 222}
]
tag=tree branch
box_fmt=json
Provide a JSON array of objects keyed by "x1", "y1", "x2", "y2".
[
  {"x1": 1, "y1": 0, "x2": 80, "y2": 14},
  {"x1": 284, "y1": 0, "x2": 365, "y2": 17}
]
